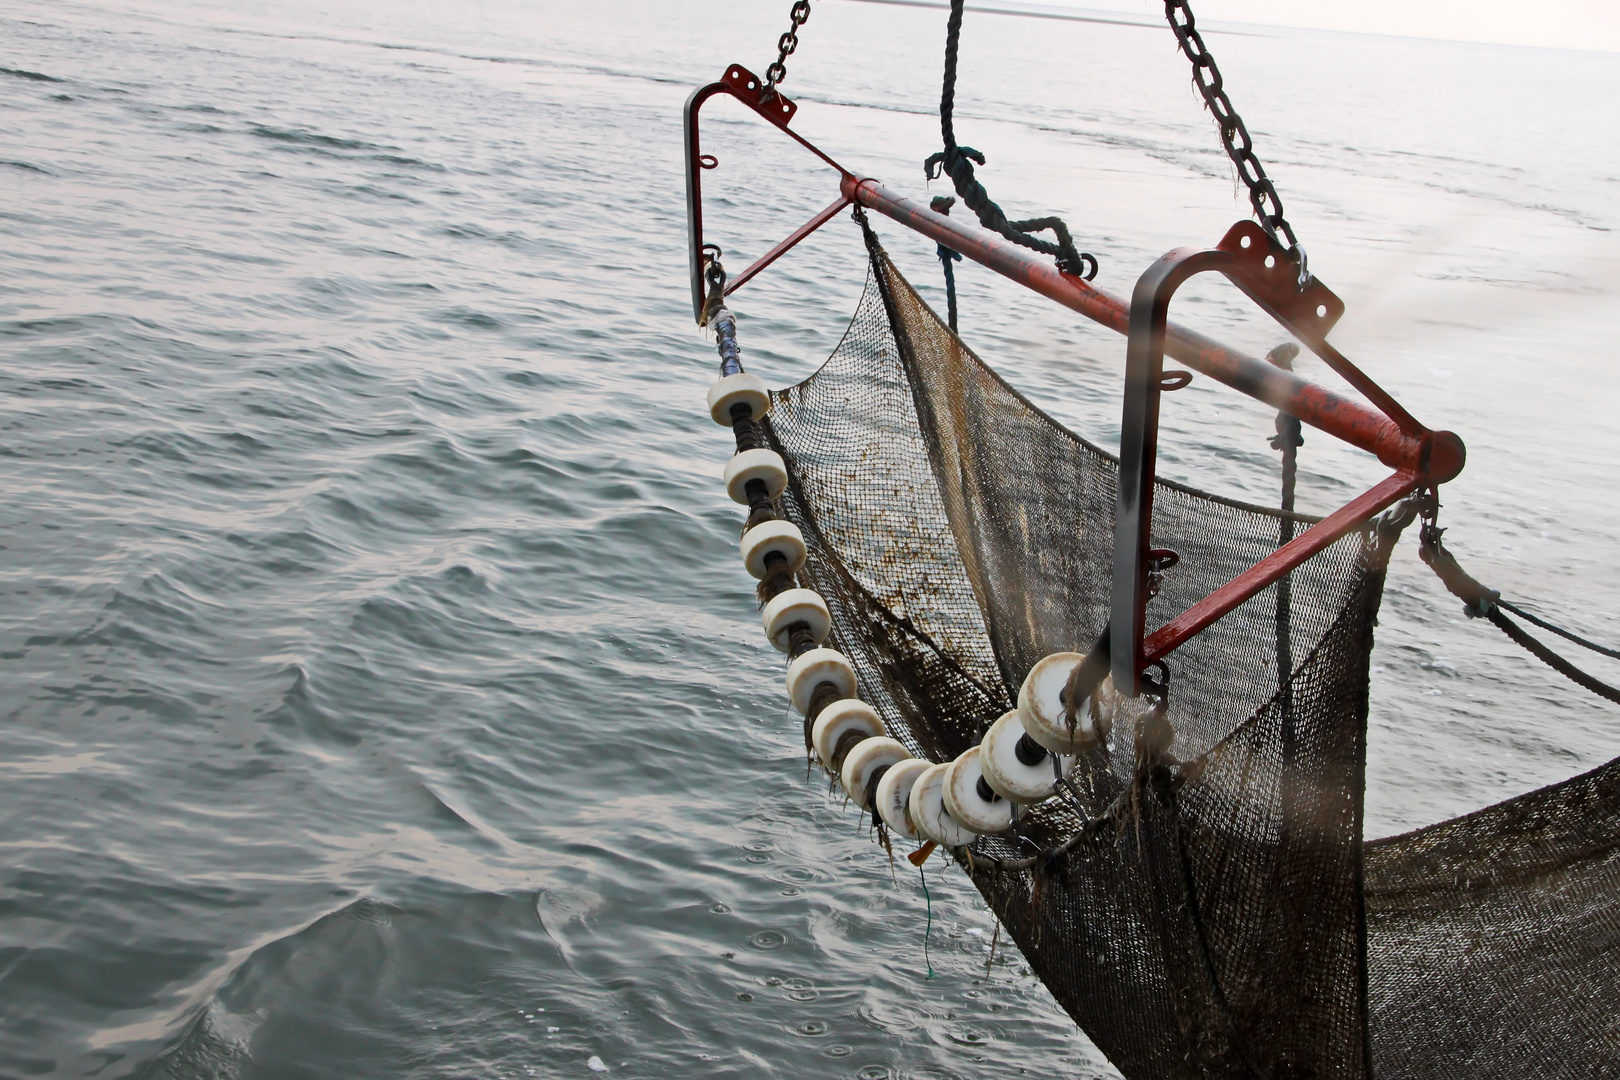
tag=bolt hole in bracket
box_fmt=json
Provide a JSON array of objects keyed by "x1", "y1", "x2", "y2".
[
  {"x1": 685, "y1": 64, "x2": 853, "y2": 321},
  {"x1": 1110, "y1": 219, "x2": 1465, "y2": 694}
]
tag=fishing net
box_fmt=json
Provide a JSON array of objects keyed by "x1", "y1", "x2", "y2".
[
  {"x1": 759, "y1": 226, "x2": 1620, "y2": 1078},
  {"x1": 1364, "y1": 758, "x2": 1620, "y2": 1079}
]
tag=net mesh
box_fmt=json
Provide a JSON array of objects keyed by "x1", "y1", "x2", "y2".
[
  {"x1": 1365, "y1": 758, "x2": 1620, "y2": 1078},
  {"x1": 758, "y1": 229, "x2": 1620, "y2": 1077}
]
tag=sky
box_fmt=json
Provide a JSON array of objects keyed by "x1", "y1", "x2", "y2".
[{"x1": 946, "y1": 0, "x2": 1620, "y2": 53}]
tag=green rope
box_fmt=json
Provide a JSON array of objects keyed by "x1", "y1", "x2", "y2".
[{"x1": 919, "y1": 863, "x2": 937, "y2": 980}]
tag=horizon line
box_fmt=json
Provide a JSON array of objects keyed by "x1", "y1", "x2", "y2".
[{"x1": 835, "y1": 0, "x2": 1619, "y2": 55}]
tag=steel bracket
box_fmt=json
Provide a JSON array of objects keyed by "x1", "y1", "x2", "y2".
[
  {"x1": 1110, "y1": 221, "x2": 1453, "y2": 694},
  {"x1": 684, "y1": 64, "x2": 853, "y2": 321}
]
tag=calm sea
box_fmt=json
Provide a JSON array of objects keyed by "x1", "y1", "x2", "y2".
[{"x1": 1, "y1": 0, "x2": 1616, "y2": 1075}]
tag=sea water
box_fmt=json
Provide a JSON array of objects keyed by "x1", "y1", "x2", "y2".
[{"x1": 1, "y1": 0, "x2": 1616, "y2": 1075}]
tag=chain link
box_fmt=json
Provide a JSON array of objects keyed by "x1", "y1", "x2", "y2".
[
  {"x1": 1164, "y1": 0, "x2": 1309, "y2": 285},
  {"x1": 763, "y1": 0, "x2": 812, "y2": 100}
]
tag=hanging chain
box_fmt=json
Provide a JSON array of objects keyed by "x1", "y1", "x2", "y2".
[
  {"x1": 762, "y1": 0, "x2": 812, "y2": 101},
  {"x1": 1163, "y1": 0, "x2": 1309, "y2": 287}
]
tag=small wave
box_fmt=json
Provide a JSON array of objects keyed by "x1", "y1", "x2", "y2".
[
  {"x1": 536, "y1": 886, "x2": 607, "y2": 930},
  {"x1": 0, "y1": 314, "x2": 102, "y2": 336},
  {"x1": 260, "y1": 663, "x2": 359, "y2": 748},
  {"x1": 0, "y1": 66, "x2": 60, "y2": 82},
  {"x1": 3, "y1": 160, "x2": 48, "y2": 174},
  {"x1": 248, "y1": 123, "x2": 373, "y2": 152},
  {"x1": 141, "y1": 1002, "x2": 254, "y2": 1080},
  {"x1": 536, "y1": 887, "x2": 608, "y2": 972},
  {"x1": 141, "y1": 893, "x2": 567, "y2": 1075},
  {"x1": 371, "y1": 153, "x2": 445, "y2": 171},
  {"x1": 435, "y1": 307, "x2": 502, "y2": 330},
  {"x1": 339, "y1": 182, "x2": 420, "y2": 204},
  {"x1": 436, "y1": 221, "x2": 536, "y2": 248},
  {"x1": 344, "y1": 897, "x2": 398, "y2": 926}
]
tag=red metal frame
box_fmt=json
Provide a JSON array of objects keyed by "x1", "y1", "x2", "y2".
[
  {"x1": 685, "y1": 65, "x2": 853, "y2": 320},
  {"x1": 1110, "y1": 222, "x2": 1436, "y2": 693},
  {"x1": 684, "y1": 64, "x2": 1465, "y2": 695}
]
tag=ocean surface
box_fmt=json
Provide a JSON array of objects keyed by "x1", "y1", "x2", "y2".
[{"x1": 1, "y1": 0, "x2": 1616, "y2": 1075}]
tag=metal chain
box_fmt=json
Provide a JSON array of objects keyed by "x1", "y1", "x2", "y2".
[
  {"x1": 763, "y1": 0, "x2": 812, "y2": 100},
  {"x1": 1163, "y1": 0, "x2": 1309, "y2": 286}
]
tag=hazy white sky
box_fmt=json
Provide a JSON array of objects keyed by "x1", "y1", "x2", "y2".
[{"x1": 1039, "y1": 0, "x2": 1620, "y2": 52}]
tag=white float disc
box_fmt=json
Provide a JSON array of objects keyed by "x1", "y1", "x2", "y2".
[
  {"x1": 810, "y1": 699, "x2": 883, "y2": 769},
  {"x1": 1017, "y1": 652, "x2": 1107, "y2": 755},
  {"x1": 908, "y1": 762, "x2": 978, "y2": 847},
  {"x1": 706, "y1": 372, "x2": 770, "y2": 426},
  {"x1": 740, "y1": 519, "x2": 807, "y2": 579},
  {"x1": 875, "y1": 758, "x2": 931, "y2": 839},
  {"x1": 722, "y1": 448, "x2": 788, "y2": 505},
  {"x1": 785, "y1": 648, "x2": 856, "y2": 714},
  {"x1": 942, "y1": 746, "x2": 1014, "y2": 834},
  {"x1": 839, "y1": 736, "x2": 911, "y2": 810},
  {"x1": 760, "y1": 588, "x2": 831, "y2": 653},
  {"x1": 980, "y1": 709, "x2": 1065, "y2": 804}
]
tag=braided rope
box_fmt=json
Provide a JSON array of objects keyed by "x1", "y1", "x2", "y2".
[{"x1": 923, "y1": 0, "x2": 1097, "y2": 280}]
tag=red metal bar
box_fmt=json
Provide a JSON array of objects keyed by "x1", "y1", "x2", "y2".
[
  {"x1": 725, "y1": 195, "x2": 852, "y2": 297},
  {"x1": 1143, "y1": 471, "x2": 1419, "y2": 661},
  {"x1": 842, "y1": 175, "x2": 1464, "y2": 484}
]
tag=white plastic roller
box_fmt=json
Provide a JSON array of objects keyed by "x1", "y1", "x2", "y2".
[
  {"x1": 810, "y1": 699, "x2": 883, "y2": 768},
  {"x1": 979, "y1": 709, "x2": 1065, "y2": 804},
  {"x1": 739, "y1": 519, "x2": 806, "y2": 579},
  {"x1": 706, "y1": 372, "x2": 771, "y2": 426},
  {"x1": 785, "y1": 648, "x2": 857, "y2": 714},
  {"x1": 840, "y1": 736, "x2": 911, "y2": 810},
  {"x1": 722, "y1": 448, "x2": 788, "y2": 505},
  {"x1": 1017, "y1": 653, "x2": 1114, "y2": 755},
  {"x1": 760, "y1": 588, "x2": 830, "y2": 653},
  {"x1": 942, "y1": 746, "x2": 1014, "y2": 834},
  {"x1": 875, "y1": 758, "x2": 932, "y2": 840},
  {"x1": 908, "y1": 762, "x2": 978, "y2": 847}
]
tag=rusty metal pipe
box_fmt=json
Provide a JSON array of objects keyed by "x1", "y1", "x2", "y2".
[{"x1": 842, "y1": 175, "x2": 1457, "y2": 480}]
